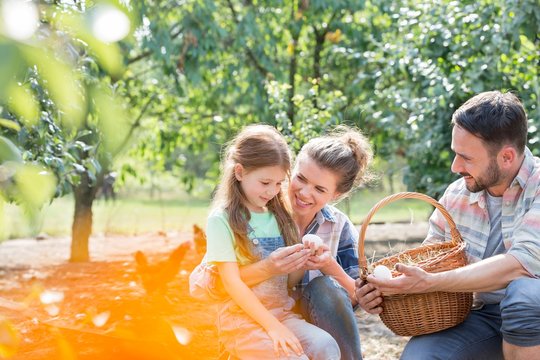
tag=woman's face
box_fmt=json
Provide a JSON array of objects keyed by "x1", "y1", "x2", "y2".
[{"x1": 288, "y1": 155, "x2": 341, "y2": 220}]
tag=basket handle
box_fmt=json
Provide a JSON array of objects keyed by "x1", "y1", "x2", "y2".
[{"x1": 358, "y1": 192, "x2": 462, "y2": 275}]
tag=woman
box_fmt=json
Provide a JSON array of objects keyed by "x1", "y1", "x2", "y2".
[{"x1": 190, "y1": 125, "x2": 373, "y2": 360}]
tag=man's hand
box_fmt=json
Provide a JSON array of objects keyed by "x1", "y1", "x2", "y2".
[
  {"x1": 263, "y1": 244, "x2": 311, "y2": 276},
  {"x1": 367, "y1": 263, "x2": 432, "y2": 295},
  {"x1": 354, "y1": 278, "x2": 383, "y2": 314}
]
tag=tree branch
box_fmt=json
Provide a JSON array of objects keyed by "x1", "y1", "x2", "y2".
[
  {"x1": 287, "y1": 2, "x2": 305, "y2": 124},
  {"x1": 312, "y1": 10, "x2": 338, "y2": 81},
  {"x1": 225, "y1": 0, "x2": 271, "y2": 77},
  {"x1": 126, "y1": 25, "x2": 184, "y2": 66},
  {"x1": 112, "y1": 94, "x2": 157, "y2": 157}
]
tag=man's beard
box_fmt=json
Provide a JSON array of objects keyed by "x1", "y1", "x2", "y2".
[{"x1": 461, "y1": 158, "x2": 502, "y2": 193}]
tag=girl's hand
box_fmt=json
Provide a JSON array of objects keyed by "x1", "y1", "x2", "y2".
[
  {"x1": 304, "y1": 244, "x2": 333, "y2": 270},
  {"x1": 264, "y1": 244, "x2": 310, "y2": 275},
  {"x1": 266, "y1": 322, "x2": 304, "y2": 357}
]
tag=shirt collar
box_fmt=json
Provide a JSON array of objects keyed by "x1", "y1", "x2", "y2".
[
  {"x1": 319, "y1": 205, "x2": 337, "y2": 223},
  {"x1": 512, "y1": 147, "x2": 535, "y2": 189}
]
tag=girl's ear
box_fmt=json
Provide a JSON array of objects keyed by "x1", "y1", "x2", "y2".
[{"x1": 234, "y1": 164, "x2": 244, "y2": 181}]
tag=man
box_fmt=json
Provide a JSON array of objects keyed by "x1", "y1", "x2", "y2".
[{"x1": 356, "y1": 91, "x2": 540, "y2": 360}]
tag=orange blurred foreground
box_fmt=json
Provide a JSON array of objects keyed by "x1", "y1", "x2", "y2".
[{"x1": 0, "y1": 240, "x2": 219, "y2": 360}]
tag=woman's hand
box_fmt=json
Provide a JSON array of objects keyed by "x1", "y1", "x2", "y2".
[
  {"x1": 264, "y1": 244, "x2": 311, "y2": 276},
  {"x1": 266, "y1": 322, "x2": 304, "y2": 357},
  {"x1": 304, "y1": 244, "x2": 333, "y2": 271}
]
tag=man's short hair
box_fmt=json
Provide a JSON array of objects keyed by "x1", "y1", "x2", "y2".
[{"x1": 451, "y1": 91, "x2": 528, "y2": 154}]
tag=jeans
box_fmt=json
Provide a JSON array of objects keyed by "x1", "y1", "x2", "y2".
[
  {"x1": 300, "y1": 276, "x2": 363, "y2": 360},
  {"x1": 401, "y1": 277, "x2": 540, "y2": 360}
]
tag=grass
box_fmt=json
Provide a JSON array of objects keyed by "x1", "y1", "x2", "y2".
[
  {"x1": 337, "y1": 188, "x2": 434, "y2": 225},
  {"x1": 1, "y1": 195, "x2": 211, "y2": 240},
  {"x1": 1, "y1": 188, "x2": 433, "y2": 240}
]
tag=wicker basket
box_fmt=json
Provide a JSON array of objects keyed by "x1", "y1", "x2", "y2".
[{"x1": 358, "y1": 192, "x2": 473, "y2": 337}]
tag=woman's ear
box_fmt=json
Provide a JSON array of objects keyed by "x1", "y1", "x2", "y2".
[
  {"x1": 332, "y1": 192, "x2": 343, "y2": 202},
  {"x1": 234, "y1": 164, "x2": 244, "y2": 181}
]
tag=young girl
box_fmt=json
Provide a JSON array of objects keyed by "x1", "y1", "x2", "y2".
[{"x1": 205, "y1": 124, "x2": 340, "y2": 359}]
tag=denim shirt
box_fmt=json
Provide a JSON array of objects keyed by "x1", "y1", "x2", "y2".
[
  {"x1": 424, "y1": 147, "x2": 540, "y2": 280},
  {"x1": 291, "y1": 205, "x2": 360, "y2": 299}
]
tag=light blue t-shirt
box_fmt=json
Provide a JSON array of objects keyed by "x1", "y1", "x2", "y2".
[{"x1": 205, "y1": 208, "x2": 281, "y2": 265}]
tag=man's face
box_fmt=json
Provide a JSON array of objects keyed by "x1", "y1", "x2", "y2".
[{"x1": 450, "y1": 125, "x2": 503, "y2": 194}]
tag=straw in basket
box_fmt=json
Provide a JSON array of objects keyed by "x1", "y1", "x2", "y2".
[{"x1": 358, "y1": 192, "x2": 473, "y2": 337}]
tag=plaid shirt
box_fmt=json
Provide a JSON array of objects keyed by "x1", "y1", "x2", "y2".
[
  {"x1": 425, "y1": 147, "x2": 540, "y2": 281},
  {"x1": 291, "y1": 205, "x2": 360, "y2": 300}
]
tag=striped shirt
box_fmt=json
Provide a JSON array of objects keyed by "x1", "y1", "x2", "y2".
[
  {"x1": 291, "y1": 204, "x2": 359, "y2": 299},
  {"x1": 424, "y1": 148, "x2": 540, "y2": 286}
]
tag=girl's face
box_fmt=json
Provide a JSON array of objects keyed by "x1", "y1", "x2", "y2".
[
  {"x1": 288, "y1": 155, "x2": 341, "y2": 220},
  {"x1": 235, "y1": 164, "x2": 287, "y2": 213}
]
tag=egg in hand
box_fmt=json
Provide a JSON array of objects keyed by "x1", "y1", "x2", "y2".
[
  {"x1": 373, "y1": 265, "x2": 393, "y2": 280},
  {"x1": 302, "y1": 234, "x2": 323, "y2": 255}
]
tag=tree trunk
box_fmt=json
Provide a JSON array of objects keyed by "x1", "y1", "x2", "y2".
[{"x1": 70, "y1": 172, "x2": 99, "y2": 262}]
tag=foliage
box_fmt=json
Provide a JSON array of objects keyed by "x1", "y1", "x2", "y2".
[
  {"x1": 125, "y1": 0, "x2": 368, "y2": 189},
  {"x1": 0, "y1": 1, "x2": 135, "y2": 216},
  {"x1": 351, "y1": 0, "x2": 539, "y2": 197},
  {"x1": 128, "y1": 0, "x2": 538, "y2": 198}
]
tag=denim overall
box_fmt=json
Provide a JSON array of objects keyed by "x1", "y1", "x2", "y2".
[{"x1": 216, "y1": 229, "x2": 340, "y2": 360}]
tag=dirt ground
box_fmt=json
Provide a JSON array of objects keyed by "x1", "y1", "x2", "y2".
[{"x1": 0, "y1": 223, "x2": 428, "y2": 360}]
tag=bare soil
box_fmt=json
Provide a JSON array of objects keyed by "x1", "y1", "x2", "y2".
[{"x1": 0, "y1": 222, "x2": 428, "y2": 360}]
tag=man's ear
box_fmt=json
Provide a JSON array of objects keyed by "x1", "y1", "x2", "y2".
[
  {"x1": 234, "y1": 164, "x2": 244, "y2": 181},
  {"x1": 498, "y1": 146, "x2": 517, "y2": 168}
]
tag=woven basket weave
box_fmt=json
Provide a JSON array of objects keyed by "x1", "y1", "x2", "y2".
[{"x1": 358, "y1": 192, "x2": 473, "y2": 337}]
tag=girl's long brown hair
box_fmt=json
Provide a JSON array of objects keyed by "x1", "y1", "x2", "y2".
[{"x1": 212, "y1": 125, "x2": 299, "y2": 262}]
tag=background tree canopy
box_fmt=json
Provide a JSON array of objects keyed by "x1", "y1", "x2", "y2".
[
  {"x1": 0, "y1": 0, "x2": 539, "y2": 260},
  {"x1": 128, "y1": 0, "x2": 538, "y2": 196}
]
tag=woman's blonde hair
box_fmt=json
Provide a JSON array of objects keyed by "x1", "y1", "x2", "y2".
[
  {"x1": 299, "y1": 125, "x2": 373, "y2": 197},
  {"x1": 212, "y1": 124, "x2": 299, "y2": 261}
]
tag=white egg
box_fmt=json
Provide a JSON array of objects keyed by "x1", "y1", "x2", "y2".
[
  {"x1": 302, "y1": 234, "x2": 323, "y2": 250},
  {"x1": 373, "y1": 265, "x2": 393, "y2": 280}
]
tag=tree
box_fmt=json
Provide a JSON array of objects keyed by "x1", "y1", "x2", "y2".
[
  {"x1": 125, "y1": 0, "x2": 367, "y2": 187},
  {"x1": 0, "y1": 0, "x2": 136, "y2": 261},
  {"x1": 133, "y1": 0, "x2": 538, "y2": 198}
]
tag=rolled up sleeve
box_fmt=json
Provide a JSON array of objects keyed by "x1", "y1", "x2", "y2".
[{"x1": 508, "y1": 198, "x2": 540, "y2": 278}]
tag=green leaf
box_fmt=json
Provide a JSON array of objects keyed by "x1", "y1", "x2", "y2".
[
  {"x1": 14, "y1": 164, "x2": 57, "y2": 210},
  {"x1": 0, "y1": 118, "x2": 21, "y2": 132},
  {"x1": 7, "y1": 83, "x2": 39, "y2": 126},
  {"x1": 0, "y1": 136, "x2": 22, "y2": 163},
  {"x1": 0, "y1": 41, "x2": 24, "y2": 100},
  {"x1": 21, "y1": 46, "x2": 86, "y2": 128}
]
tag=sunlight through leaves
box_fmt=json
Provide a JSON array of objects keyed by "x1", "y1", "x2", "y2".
[
  {"x1": 0, "y1": 0, "x2": 38, "y2": 41},
  {"x1": 90, "y1": 5, "x2": 131, "y2": 43}
]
